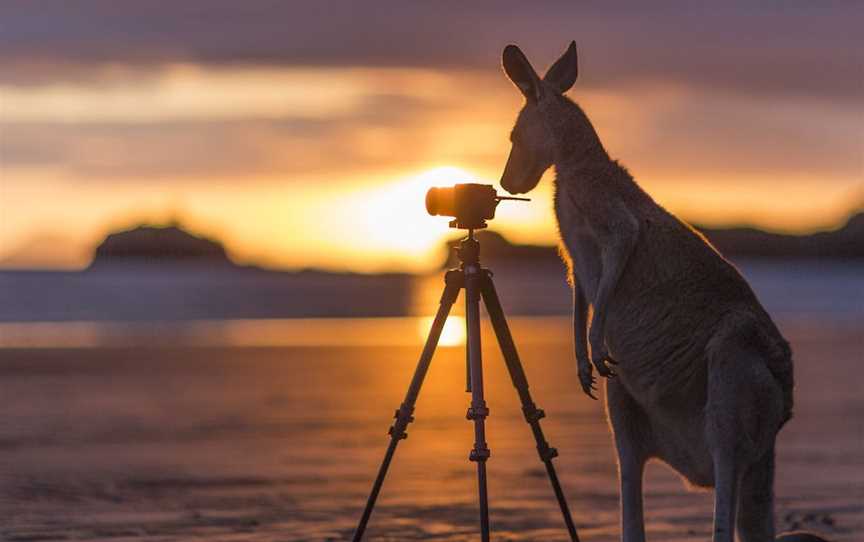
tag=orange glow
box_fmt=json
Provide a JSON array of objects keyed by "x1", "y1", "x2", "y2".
[
  {"x1": 418, "y1": 315, "x2": 466, "y2": 347},
  {"x1": 332, "y1": 166, "x2": 479, "y2": 270},
  {"x1": 1, "y1": 64, "x2": 859, "y2": 271}
]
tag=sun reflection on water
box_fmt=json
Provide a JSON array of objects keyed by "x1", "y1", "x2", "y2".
[{"x1": 418, "y1": 315, "x2": 466, "y2": 347}]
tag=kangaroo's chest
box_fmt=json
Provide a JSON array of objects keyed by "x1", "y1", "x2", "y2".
[{"x1": 554, "y1": 188, "x2": 601, "y2": 299}]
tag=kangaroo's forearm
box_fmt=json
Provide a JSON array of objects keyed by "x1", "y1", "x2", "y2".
[
  {"x1": 573, "y1": 277, "x2": 590, "y2": 361},
  {"x1": 591, "y1": 228, "x2": 638, "y2": 338}
]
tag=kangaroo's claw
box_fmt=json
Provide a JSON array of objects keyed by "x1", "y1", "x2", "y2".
[
  {"x1": 588, "y1": 333, "x2": 617, "y2": 379},
  {"x1": 578, "y1": 365, "x2": 598, "y2": 400}
]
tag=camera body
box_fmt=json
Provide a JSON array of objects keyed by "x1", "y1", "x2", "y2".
[{"x1": 425, "y1": 183, "x2": 501, "y2": 230}]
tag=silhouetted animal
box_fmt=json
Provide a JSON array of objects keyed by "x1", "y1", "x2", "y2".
[{"x1": 499, "y1": 41, "x2": 829, "y2": 542}]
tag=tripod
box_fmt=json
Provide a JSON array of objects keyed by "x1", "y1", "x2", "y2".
[{"x1": 353, "y1": 230, "x2": 580, "y2": 542}]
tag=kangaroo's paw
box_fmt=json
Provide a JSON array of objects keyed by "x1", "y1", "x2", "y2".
[
  {"x1": 577, "y1": 360, "x2": 598, "y2": 400},
  {"x1": 588, "y1": 328, "x2": 617, "y2": 378},
  {"x1": 589, "y1": 345, "x2": 617, "y2": 378}
]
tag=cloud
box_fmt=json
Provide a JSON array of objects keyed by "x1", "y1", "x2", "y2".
[
  {"x1": 602, "y1": 88, "x2": 864, "y2": 182},
  {"x1": 0, "y1": 100, "x2": 496, "y2": 181},
  {"x1": 0, "y1": 1, "x2": 861, "y2": 102},
  {"x1": 3, "y1": 70, "x2": 859, "y2": 190},
  {"x1": 0, "y1": 65, "x2": 517, "y2": 181}
]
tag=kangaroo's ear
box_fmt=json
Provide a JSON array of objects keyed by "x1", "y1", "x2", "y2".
[
  {"x1": 543, "y1": 41, "x2": 578, "y2": 94},
  {"x1": 503, "y1": 44, "x2": 543, "y2": 103}
]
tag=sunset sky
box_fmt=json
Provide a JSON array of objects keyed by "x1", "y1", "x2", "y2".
[{"x1": 1, "y1": 1, "x2": 861, "y2": 272}]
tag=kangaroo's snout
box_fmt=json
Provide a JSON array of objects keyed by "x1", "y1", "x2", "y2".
[
  {"x1": 499, "y1": 160, "x2": 523, "y2": 194},
  {"x1": 500, "y1": 139, "x2": 546, "y2": 195},
  {"x1": 500, "y1": 179, "x2": 519, "y2": 195}
]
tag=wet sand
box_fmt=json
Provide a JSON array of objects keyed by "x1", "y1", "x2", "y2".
[{"x1": 0, "y1": 317, "x2": 860, "y2": 541}]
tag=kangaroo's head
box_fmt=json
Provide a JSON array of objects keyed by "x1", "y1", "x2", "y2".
[{"x1": 500, "y1": 41, "x2": 581, "y2": 194}]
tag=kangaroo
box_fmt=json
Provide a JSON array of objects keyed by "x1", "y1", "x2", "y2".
[{"x1": 499, "y1": 42, "x2": 829, "y2": 542}]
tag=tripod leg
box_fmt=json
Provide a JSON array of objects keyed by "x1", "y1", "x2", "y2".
[
  {"x1": 464, "y1": 265, "x2": 491, "y2": 542},
  {"x1": 352, "y1": 270, "x2": 463, "y2": 542},
  {"x1": 480, "y1": 270, "x2": 581, "y2": 542}
]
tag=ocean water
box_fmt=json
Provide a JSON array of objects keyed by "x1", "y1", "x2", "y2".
[
  {"x1": 0, "y1": 262, "x2": 861, "y2": 540},
  {"x1": 3, "y1": 259, "x2": 861, "y2": 323}
]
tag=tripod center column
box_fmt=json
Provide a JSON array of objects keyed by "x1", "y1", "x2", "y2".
[{"x1": 465, "y1": 262, "x2": 490, "y2": 461}]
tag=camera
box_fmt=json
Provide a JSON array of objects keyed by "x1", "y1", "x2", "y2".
[{"x1": 426, "y1": 183, "x2": 527, "y2": 230}]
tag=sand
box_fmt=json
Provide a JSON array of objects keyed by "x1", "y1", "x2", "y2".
[{"x1": 0, "y1": 316, "x2": 860, "y2": 541}]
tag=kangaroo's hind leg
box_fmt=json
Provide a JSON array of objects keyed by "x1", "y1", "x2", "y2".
[
  {"x1": 606, "y1": 378, "x2": 652, "y2": 542},
  {"x1": 706, "y1": 343, "x2": 785, "y2": 542},
  {"x1": 740, "y1": 447, "x2": 833, "y2": 542},
  {"x1": 737, "y1": 443, "x2": 776, "y2": 542}
]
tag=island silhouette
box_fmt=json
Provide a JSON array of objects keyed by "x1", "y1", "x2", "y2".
[{"x1": 89, "y1": 224, "x2": 234, "y2": 269}]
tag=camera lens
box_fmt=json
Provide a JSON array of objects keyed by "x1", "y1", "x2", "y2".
[
  {"x1": 425, "y1": 187, "x2": 456, "y2": 217},
  {"x1": 425, "y1": 187, "x2": 439, "y2": 215}
]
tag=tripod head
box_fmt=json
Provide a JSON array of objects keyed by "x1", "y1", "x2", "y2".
[
  {"x1": 455, "y1": 231, "x2": 481, "y2": 268},
  {"x1": 426, "y1": 183, "x2": 528, "y2": 230}
]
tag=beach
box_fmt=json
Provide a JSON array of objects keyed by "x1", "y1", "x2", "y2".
[
  {"x1": 0, "y1": 312, "x2": 860, "y2": 541},
  {"x1": 5, "y1": 3, "x2": 862, "y2": 538}
]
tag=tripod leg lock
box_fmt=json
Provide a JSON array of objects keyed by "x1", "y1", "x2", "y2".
[
  {"x1": 466, "y1": 405, "x2": 490, "y2": 420},
  {"x1": 522, "y1": 404, "x2": 546, "y2": 423},
  {"x1": 536, "y1": 443, "x2": 559, "y2": 461},
  {"x1": 469, "y1": 446, "x2": 491, "y2": 462},
  {"x1": 388, "y1": 405, "x2": 415, "y2": 440}
]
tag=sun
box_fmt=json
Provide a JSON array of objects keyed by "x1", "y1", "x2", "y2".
[{"x1": 336, "y1": 166, "x2": 487, "y2": 272}]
